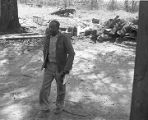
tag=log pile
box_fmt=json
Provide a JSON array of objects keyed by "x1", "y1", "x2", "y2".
[{"x1": 83, "y1": 16, "x2": 138, "y2": 43}]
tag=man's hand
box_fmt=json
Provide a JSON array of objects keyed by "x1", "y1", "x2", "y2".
[
  {"x1": 60, "y1": 71, "x2": 69, "y2": 78},
  {"x1": 59, "y1": 71, "x2": 70, "y2": 84},
  {"x1": 41, "y1": 66, "x2": 44, "y2": 71}
]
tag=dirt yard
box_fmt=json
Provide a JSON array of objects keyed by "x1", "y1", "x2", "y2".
[
  {"x1": 0, "y1": 38, "x2": 135, "y2": 120},
  {"x1": 0, "y1": 4, "x2": 136, "y2": 120}
]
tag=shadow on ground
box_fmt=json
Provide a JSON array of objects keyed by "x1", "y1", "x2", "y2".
[{"x1": 0, "y1": 41, "x2": 135, "y2": 120}]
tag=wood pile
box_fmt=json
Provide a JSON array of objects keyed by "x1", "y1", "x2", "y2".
[{"x1": 83, "y1": 16, "x2": 138, "y2": 43}]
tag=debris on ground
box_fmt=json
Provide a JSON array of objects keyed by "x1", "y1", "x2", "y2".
[
  {"x1": 18, "y1": 5, "x2": 138, "y2": 46},
  {"x1": 18, "y1": 14, "x2": 138, "y2": 47},
  {"x1": 101, "y1": 15, "x2": 138, "y2": 42},
  {"x1": 51, "y1": 8, "x2": 76, "y2": 17}
]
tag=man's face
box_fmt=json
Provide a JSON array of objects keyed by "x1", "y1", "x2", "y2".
[{"x1": 49, "y1": 22, "x2": 59, "y2": 36}]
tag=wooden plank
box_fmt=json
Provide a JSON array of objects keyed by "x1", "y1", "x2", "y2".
[
  {"x1": 0, "y1": 27, "x2": 77, "y2": 41},
  {"x1": 0, "y1": 34, "x2": 45, "y2": 40},
  {"x1": 0, "y1": 33, "x2": 39, "y2": 37}
]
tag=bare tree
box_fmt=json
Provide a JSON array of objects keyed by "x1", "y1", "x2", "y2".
[
  {"x1": 131, "y1": 0, "x2": 138, "y2": 12},
  {"x1": 63, "y1": 0, "x2": 68, "y2": 9},
  {"x1": 90, "y1": 0, "x2": 98, "y2": 10},
  {"x1": 0, "y1": 0, "x2": 20, "y2": 33},
  {"x1": 124, "y1": 0, "x2": 129, "y2": 12},
  {"x1": 130, "y1": 1, "x2": 148, "y2": 120},
  {"x1": 108, "y1": 0, "x2": 117, "y2": 10}
]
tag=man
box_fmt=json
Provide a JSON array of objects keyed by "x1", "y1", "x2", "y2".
[{"x1": 39, "y1": 20, "x2": 75, "y2": 114}]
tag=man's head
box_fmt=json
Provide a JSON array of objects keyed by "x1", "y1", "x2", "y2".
[{"x1": 48, "y1": 20, "x2": 60, "y2": 36}]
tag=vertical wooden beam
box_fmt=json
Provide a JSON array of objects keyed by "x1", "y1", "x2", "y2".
[
  {"x1": 130, "y1": 1, "x2": 148, "y2": 120},
  {"x1": 0, "y1": 0, "x2": 1, "y2": 17}
]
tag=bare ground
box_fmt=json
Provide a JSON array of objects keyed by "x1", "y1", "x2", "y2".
[{"x1": 0, "y1": 39, "x2": 135, "y2": 120}]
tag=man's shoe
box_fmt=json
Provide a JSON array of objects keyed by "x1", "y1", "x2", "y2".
[
  {"x1": 54, "y1": 107, "x2": 64, "y2": 114},
  {"x1": 37, "y1": 109, "x2": 50, "y2": 118},
  {"x1": 42, "y1": 109, "x2": 50, "y2": 113}
]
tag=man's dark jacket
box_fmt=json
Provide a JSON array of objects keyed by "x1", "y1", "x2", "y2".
[{"x1": 41, "y1": 31, "x2": 75, "y2": 73}]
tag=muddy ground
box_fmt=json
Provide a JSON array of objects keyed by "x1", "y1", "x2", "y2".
[{"x1": 0, "y1": 38, "x2": 135, "y2": 120}]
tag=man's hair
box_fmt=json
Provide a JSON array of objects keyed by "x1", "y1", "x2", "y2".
[{"x1": 49, "y1": 20, "x2": 60, "y2": 29}]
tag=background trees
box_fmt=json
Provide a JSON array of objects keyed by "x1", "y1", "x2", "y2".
[{"x1": 17, "y1": 0, "x2": 139, "y2": 12}]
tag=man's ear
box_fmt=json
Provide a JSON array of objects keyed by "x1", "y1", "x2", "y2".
[
  {"x1": 45, "y1": 28, "x2": 50, "y2": 34},
  {"x1": 45, "y1": 28, "x2": 51, "y2": 38}
]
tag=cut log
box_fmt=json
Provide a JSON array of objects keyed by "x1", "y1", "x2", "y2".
[{"x1": 105, "y1": 15, "x2": 120, "y2": 28}]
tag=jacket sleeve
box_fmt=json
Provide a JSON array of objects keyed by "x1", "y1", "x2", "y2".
[
  {"x1": 63, "y1": 36, "x2": 75, "y2": 72},
  {"x1": 43, "y1": 29, "x2": 47, "y2": 61},
  {"x1": 41, "y1": 29, "x2": 49, "y2": 70}
]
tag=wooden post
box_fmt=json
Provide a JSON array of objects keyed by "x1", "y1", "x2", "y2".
[
  {"x1": 0, "y1": 0, "x2": 1, "y2": 17},
  {"x1": 130, "y1": 1, "x2": 148, "y2": 120}
]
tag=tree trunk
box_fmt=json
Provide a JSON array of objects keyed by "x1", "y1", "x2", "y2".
[
  {"x1": 130, "y1": 1, "x2": 148, "y2": 120},
  {"x1": 0, "y1": 0, "x2": 20, "y2": 33}
]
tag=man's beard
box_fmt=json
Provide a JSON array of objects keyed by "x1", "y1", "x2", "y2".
[{"x1": 50, "y1": 31, "x2": 57, "y2": 36}]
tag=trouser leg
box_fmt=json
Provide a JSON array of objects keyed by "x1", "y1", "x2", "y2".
[
  {"x1": 39, "y1": 65, "x2": 55, "y2": 110},
  {"x1": 55, "y1": 73, "x2": 66, "y2": 108}
]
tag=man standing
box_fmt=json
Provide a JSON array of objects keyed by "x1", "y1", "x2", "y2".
[{"x1": 39, "y1": 20, "x2": 75, "y2": 114}]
